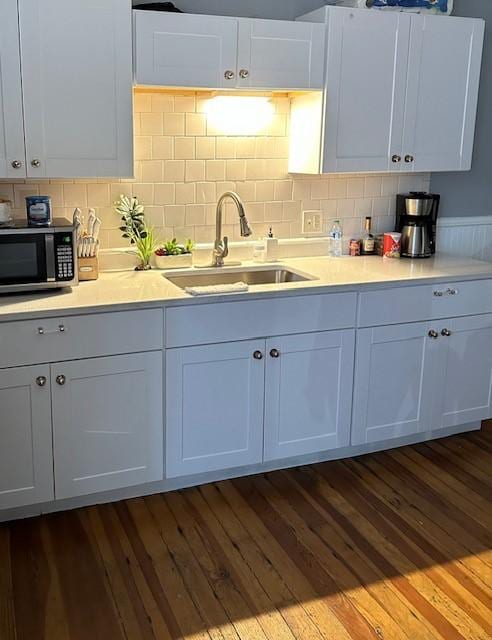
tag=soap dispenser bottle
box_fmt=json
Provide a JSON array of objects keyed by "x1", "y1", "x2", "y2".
[{"x1": 265, "y1": 227, "x2": 278, "y2": 262}]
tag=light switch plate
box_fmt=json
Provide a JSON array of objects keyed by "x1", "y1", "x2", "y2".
[{"x1": 302, "y1": 210, "x2": 323, "y2": 235}]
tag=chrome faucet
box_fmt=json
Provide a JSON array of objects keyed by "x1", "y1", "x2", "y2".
[{"x1": 211, "y1": 191, "x2": 252, "y2": 267}]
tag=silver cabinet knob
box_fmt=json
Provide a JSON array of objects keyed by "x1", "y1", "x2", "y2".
[
  {"x1": 428, "y1": 330, "x2": 439, "y2": 339},
  {"x1": 446, "y1": 288, "x2": 458, "y2": 296},
  {"x1": 56, "y1": 374, "x2": 66, "y2": 386},
  {"x1": 59, "y1": 324, "x2": 65, "y2": 333},
  {"x1": 224, "y1": 70, "x2": 235, "y2": 80},
  {"x1": 405, "y1": 155, "x2": 414, "y2": 163},
  {"x1": 253, "y1": 350, "x2": 263, "y2": 360},
  {"x1": 391, "y1": 155, "x2": 401, "y2": 163},
  {"x1": 239, "y1": 69, "x2": 249, "y2": 79},
  {"x1": 270, "y1": 349, "x2": 280, "y2": 358},
  {"x1": 441, "y1": 328, "x2": 452, "y2": 337},
  {"x1": 36, "y1": 376, "x2": 47, "y2": 387},
  {"x1": 433, "y1": 290, "x2": 444, "y2": 297},
  {"x1": 11, "y1": 160, "x2": 22, "y2": 169},
  {"x1": 37, "y1": 327, "x2": 45, "y2": 335},
  {"x1": 31, "y1": 159, "x2": 41, "y2": 168}
]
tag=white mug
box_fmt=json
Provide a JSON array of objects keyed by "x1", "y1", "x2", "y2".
[{"x1": 0, "y1": 200, "x2": 12, "y2": 224}]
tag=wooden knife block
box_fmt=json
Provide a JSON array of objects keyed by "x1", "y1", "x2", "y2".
[{"x1": 78, "y1": 256, "x2": 99, "y2": 281}]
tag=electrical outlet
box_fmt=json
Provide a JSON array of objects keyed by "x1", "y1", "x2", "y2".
[{"x1": 302, "y1": 210, "x2": 323, "y2": 235}]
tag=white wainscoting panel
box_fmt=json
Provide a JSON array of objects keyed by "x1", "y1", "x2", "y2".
[{"x1": 437, "y1": 216, "x2": 492, "y2": 262}]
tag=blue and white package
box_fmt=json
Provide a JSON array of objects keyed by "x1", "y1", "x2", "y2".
[{"x1": 371, "y1": 0, "x2": 451, "y2": 12}]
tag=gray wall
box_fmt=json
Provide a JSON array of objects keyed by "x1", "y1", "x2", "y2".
[{"x1": 431, "y1": 0, "x2": 492, "y2": 217}]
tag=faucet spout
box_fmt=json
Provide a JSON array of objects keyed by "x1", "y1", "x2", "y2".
[{"x1": 212, "y1": 191, "x2": 252, "y2": 267}]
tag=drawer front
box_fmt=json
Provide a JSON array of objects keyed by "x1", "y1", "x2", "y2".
[
  {"x1": 166, "y1": 293, "x2": 357, "y2": 348},
  {"x1": 358, "y1": 280, "x2": 492, "y2": 327},
  {"x1": 0, "y1": 309, "x2": 163, "y2": 368}
]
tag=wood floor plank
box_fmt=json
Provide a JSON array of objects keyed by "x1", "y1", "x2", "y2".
[
  {"x1": 312, "y1": 461, "x2": 485, "y2": 640},
  {"x1": 0, "y1": 526, "x2": 16, "y2": 640},
  {"x1": 199, "y1": 483, "x2": 326, "y2": 640},
  {"x1": 123, "y1": 498, "x2": 213, "y2": 640},
  {"x1": 144, "y1": 493, "x2": 240, "y2": 640},
  {"x1": 2, "y1": 430, "x2": 492, "y2": 640},
  {"x1": 342, "y1": 456, "x2": 492, "y2": 604},
  {"x1": 398, "y1": 447, "x2": 492, "y2": 523},
  {"x1": 164, "y1": 489, "x2": 271, "y2": 640},
  {"x1": 329, "y1": 461, "x2": 492, "y2": 636}
]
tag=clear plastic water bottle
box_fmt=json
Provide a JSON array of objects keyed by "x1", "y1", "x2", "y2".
[{"x1": 329, "y1": 220, "x2": 343, "y2": 257}]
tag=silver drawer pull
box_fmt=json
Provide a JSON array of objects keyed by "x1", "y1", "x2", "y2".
[
  {"x1": 433, "y1": 290, "x2": 444, "y2": 297},
  {"x1": 441, "y1": 328, "x2": 452, "y2": 337},
  {"x1": 446, "y1": 288, "x2": 458, "y2": 296},
  {"x1": 428, "y1": 330, "x2": 439, "y2": 339},
  {"x1": 37, "y1": 324, "x2": 66, "y2": 335},
  {"x1": 56, "y1": 374, "x2": 66, "y2": 386},
  {"x1": 36, "y1": 376, "x2": 47, "y2": 387}
]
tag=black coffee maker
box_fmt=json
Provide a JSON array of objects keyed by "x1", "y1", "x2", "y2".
[{"x1": 396, "y1": 192, "x2": 440, "y2": 258}]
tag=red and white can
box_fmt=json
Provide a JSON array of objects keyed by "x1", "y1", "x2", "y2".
[{"x1": 383, "y1": 232, "x2": 401, "y2": 259}]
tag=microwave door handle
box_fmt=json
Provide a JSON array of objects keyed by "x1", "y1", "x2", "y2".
[{"x1": 45, "y1": 234, "x2": 56, "y2": 281}]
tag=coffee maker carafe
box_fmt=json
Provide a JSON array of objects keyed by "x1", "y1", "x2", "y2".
[{"x1": 396, "y1": 192, "x2": 440, "y2": 258}]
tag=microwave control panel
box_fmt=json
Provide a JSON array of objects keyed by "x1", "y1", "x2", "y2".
[{"x1": 54, "y1": 232, "x2": 75, "y2": 281}]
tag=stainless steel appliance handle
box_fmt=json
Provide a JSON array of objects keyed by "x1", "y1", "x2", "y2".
[{"x1": 45, "y1": 234, "x2": 56, "y2": 282}]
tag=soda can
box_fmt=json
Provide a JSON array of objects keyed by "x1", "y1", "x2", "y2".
[{"x1": 383, "y1": 232, "x2": 401, "y2": 258}]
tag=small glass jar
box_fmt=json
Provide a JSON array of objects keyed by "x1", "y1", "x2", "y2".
[{"x1": 0, "y1": 198, "x2": 12, "y2": 226}]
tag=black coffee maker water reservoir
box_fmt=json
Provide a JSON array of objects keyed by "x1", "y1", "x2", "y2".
[{"x1": 396, "y1": 192, "x2": 440, "y2": 258}]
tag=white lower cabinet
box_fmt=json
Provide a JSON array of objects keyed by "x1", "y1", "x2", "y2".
[
  {"x1": 352, "y1": 322, "x2": 441, "y2": 446},
  {"x1": 352, "y1": 314, "x2": 492, "y2": 446},
  {"x1": 52, "y1": 352, "x2": 163, "y2": 499},
  {"x1": 437, "y1": 314, "x2": 492, "y2": 430},
  {"x1": 0, "y1": 365, "x2": 54, "y2": 510},
  {"x1": 166, "y1": 340, "x2": 265, "y2": 478},
  {"x1": 264, "y1": 330, "x2": 355, "y2": 461},
  {"x1": 166, "y1": 330, "x2": 355, "y2": 477}
]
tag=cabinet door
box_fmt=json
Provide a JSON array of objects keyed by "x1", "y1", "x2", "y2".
[
  {"x1": 18, "y1": 0, "x2": 133, "y2": 178},
  {"x1": 134, "y1": 11, "x2": 238, "y2": 89},
  {"x1": 264, "y1": 330, "x2": 355, "y2": 462},
  {"x1": 237, "y1": 19, "x2": 324, "y2": 90},
  {"x1": 322, "y1": 8, "x2": 410, "y2": 173},
  {"x1": 52, "y1": 353, "x2": 163, "y2": 499},
  {"x1": 0, "y1": 366, "x2": 54, "y2": 510},
  {"x1": 437, "y1": 314, "x2": 492, "y2": 429},
  {"x1": 352, "y1": 322, "x2": 442, "y2": 446},
  {"x1": 0, "y1": 0, "x2": 26, "y2": 178},
  {"x1": 166, "y1": 340, "x2": 265, "y2": 478},
  {"x1": 402, "y1": 15, "x2": 484, "y2": 172}
]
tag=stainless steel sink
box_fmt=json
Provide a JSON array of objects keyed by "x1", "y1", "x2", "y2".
[{"x1": 164, "y1": 266, "x2": 315, "y2": 290}]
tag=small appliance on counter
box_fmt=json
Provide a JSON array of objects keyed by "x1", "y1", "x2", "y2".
[
  {"x1": 396, "y1": 192, "x2": 440, "y2": 258},
  {"x1": 0, "y1": 218, "x2": 77, "y2": 294}
]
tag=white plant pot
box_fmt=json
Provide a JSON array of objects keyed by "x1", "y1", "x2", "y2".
[{"x1": 154, "y1": 253, "x2": 193, "y2": 270}]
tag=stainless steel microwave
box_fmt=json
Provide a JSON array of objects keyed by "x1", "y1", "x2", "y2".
[{"x1": 0, "y1": 218, "x2": 78, "y2": 294}]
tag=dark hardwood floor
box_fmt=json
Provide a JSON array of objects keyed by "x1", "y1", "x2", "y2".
[{"x1": 1, "y1": 430, "x2": 491, "y2": 640}]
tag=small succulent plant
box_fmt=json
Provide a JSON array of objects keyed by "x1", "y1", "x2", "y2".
[
  {"x1": 155, "y1": 238, "x2": 194, "y2": 257},
  {"x1": 115, "y1": 194, "x2": 156, "y2": 270}
]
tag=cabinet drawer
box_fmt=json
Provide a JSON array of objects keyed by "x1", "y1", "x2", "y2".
[
  {"x1": 166, "y1": 293, "x2": 357, "y2": 347},
  {"x1": 0, "y1": 309, "x2": 163, "y2": 368},
  {"x1": 358, "y1": 279, "x2": 492, "y2": 327}
]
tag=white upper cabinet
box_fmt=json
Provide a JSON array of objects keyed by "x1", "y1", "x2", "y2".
[
  {"x1": 237, "y1": 19, "x2": 324, "y2": 90},
  {"x1": 291, "y1": 6, "x2": 484, "y2": 174},
  {"x1": 0, "y1": 0, "x2": 27, "y2": 179},
  {"x1": 18, "y1": 0, "x2": 133, "y2": 178},
  {"x1": 134, "y1": 11, "x2": 324, "y2": 90},
  {"x1": 134, "y1": 12, "x2": 238, "y2": 89},
  {"x1": 402, "y1": 14, "x2": 485, "y2": 172},
  {"x1": 322, "y1": 9, "x2": 410, "y2": 173}
]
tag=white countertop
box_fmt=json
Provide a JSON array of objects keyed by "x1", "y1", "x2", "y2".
[{"x1": 1, "y1": 253, "x2": 492, "y2": 322}]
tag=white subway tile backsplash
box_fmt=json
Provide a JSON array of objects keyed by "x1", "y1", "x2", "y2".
[{"x1": 2, "y1": 91, "x2": 430, "y2": 249}]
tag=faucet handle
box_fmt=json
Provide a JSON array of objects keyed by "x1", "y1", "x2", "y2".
[{"x1": 222, "y1": 236, "x2": 229, "y2": 259}]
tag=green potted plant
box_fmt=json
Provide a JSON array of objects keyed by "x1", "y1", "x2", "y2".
[
  {"x1": 154, "y1": 238, "x2": 194, "y2": 269},
  {"x1": 114, "y1": 195, "x2": 156, "y2": 270}
]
